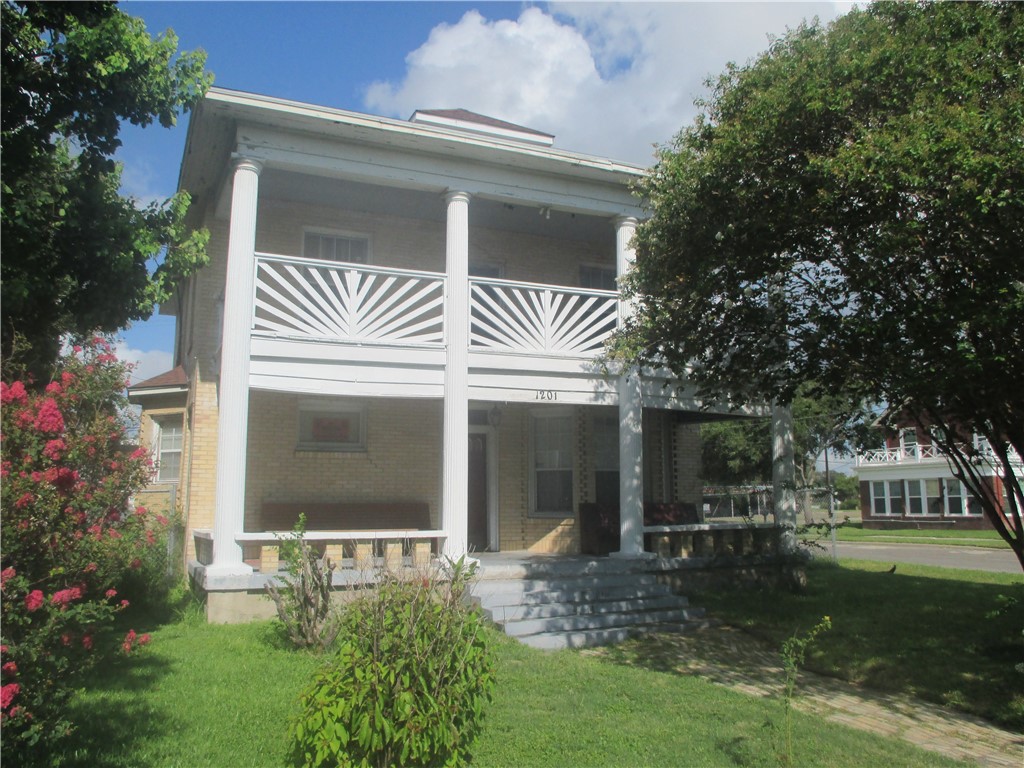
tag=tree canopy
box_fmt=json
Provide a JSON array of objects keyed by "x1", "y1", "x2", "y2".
[
  {"x1": 1, "y1": 1, "x2": 212, "y2": 374},
  {"x1": 619, "y1": 2, "x2": 1023, "y2": 566}
]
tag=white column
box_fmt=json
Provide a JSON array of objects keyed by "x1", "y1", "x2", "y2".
[
  {"x1": 210, "y1": 157, "x2": 262, "y2": 574},
  {"x1": 612, "y1": 216, "x2": 647, "y2": 557},
  {"x1": 442, "y1": 191, "x2": 470, "y2": 558},
  {"x1": 772, "y1": 401, "x2": 798, "y2": 554}
]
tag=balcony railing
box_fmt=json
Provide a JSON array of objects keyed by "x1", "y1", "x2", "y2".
[
  {"x1": 470, "y1": 277, "x2": 618, "y2": 357},
  {"x1": 250, "y1": 255, "x2": 621, "y2": 360},
  {"x1": 856, "y1": 440, "x2": 1023, "y2": 468},
  {"x1": 253, "y1": 254, "x2": 446, "y2": 347}
]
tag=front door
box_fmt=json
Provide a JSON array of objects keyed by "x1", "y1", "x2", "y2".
[{"x1": 468, "y1": 433, "x2": 489, "y2": 551}]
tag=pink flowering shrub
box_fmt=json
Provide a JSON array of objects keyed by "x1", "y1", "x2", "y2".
[{"x1": 1, "y1": 338, "x2": 165, "y2": 759}]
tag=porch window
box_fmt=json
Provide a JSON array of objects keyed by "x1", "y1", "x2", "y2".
[
  {"x1": 592, "y1": 415, "x2": 619, "y2": 508},
  {"x1": 532, "y1": 413, "x2": 573, "y2": 516},
  {"x1": 579, "y1": 264, "x2": 617, "y2": 291},
  {"x1": 154, "y1": 417, "x2": 183, "y2": 482},
  {"x1": 944, "y1": 478, "x2": 965, "y2": 515},
  {"x1": 871, "y1": 480, "x2": 903, "y2": 515},
  {"x1": 297, "y1": 402, "x2": 367, "y2": 452},
  {"x1": 906, "y1": 479, "x2": 924, "y2": 515},
  {"x1": 925, "y1": 478, "x2": 943, "y2": 514},
  {"x1": 303, "y1": 230, "x2": 369, "y2": 264}
]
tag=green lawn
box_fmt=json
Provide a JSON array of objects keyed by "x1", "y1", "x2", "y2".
[
  {"x1": 695, "y1": 560, "x2": 1024, "y2": 731},
  {"x1": 57, "y1": 608, "x2": 969, "y2": 768},
  {"x1": 823, "y1": 522, "x2": 1010, "y2": 549}
]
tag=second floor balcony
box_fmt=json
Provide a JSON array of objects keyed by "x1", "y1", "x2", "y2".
[{"x1": 252, "y1": 252, "x2": 619, "y2": 360}]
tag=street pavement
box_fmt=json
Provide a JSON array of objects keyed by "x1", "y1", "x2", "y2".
[{"x1": 815, "y1": 540, "x2": 1022, "y2": 574}]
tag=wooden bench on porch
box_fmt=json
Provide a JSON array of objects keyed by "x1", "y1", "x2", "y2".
[{"x1": 236, "y1": 501, "x2": 445, "y2": 573}]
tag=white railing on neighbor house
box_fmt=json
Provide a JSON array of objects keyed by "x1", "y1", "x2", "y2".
[
  {"x1": 470, "y1": 277, "x2": 618, "y2": 357},
  {"x1": 252, "y1": 254, "x2": 446, "y2": 347},
  {"x1": 856, "y1": 439, "x2": 1023, "y2": 468}
]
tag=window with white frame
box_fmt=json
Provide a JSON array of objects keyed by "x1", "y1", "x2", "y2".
[
  {"x1": 905, "y1": 479, "x2": 925, "y2": 515},
  {"x1": 592, "y1": 415, "x2": 619, "y2": 508},
  {"x1": 154, "y1": 417, "x2": 183, "y2": 482},
  {"x1": 297, "y1": 402, "x2": 367, "y2": 452},
  {"x1": 532, "y1": 412, "x2": 573, "y2": 515},
  {"x1": 900, "y1": 428, "x2": 919, "y2": 458},
  {"x1": 303, "y1": 230, "x2": 370, "y2": 264},
  {"x1": 579, "y1": 264, "x2": 617, "y2": 291},
  {"x1": 870, "y1": 480, "x2": 905, "y2": 515}
]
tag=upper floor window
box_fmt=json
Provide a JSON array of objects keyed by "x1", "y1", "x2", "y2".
[
  {"x1": 303, "y1": 230, "x2": 369, "y2": 264},
  {"x1": 154, "y1": 417, "x2": 183, "y2": 482},
  {"x1": 579, "y1": 264, "x2": 617, "y2": 291},
  {"x1": 899, "y1": 428, "x2": 918, "y2": 457}
]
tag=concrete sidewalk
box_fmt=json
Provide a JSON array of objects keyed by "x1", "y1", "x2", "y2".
[{"x1": 593, "y1": 625, "x2": 1023, "y2": 767}]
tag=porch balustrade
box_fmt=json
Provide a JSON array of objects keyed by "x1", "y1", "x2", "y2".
[
  {"x1": 249, "y1": 253, "x2": 620, "y2": 359},
  {"x1": 856, "y1": 441, "x2": 1023, "y2": 468},
  {"x1": 252, "y1": 254, "x2": 447, "y2": 347},
  {"x1": 469, "y1": 277, "x2": 618, "y2": 357}
]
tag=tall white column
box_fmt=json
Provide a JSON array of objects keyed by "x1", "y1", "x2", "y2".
[
  {"x1": 442, "y1": 190, "x2": 470, "y2": 558},
  {"x1": 612, "y1": 216, "x2": 647, "y2": 557},
  {"x1": 772, "y1": 401, "x2": 798, "y2": 554},
  {"x1": 210, "y1": 157, "x2": 262, "y2": 574}
]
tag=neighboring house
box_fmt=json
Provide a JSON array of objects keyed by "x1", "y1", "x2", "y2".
[
  {"x1": 854, "y1": 426, "x2": 1018, "y2": 530},
  {"x1": 129, "y1": 87, "x2": 776, "y2": 617}
]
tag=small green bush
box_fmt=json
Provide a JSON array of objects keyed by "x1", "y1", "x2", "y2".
[{"x1": 288, "y1": 557, "x2": 495, "y2": 768}]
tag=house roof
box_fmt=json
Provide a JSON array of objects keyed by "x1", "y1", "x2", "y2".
[
  {"x1": 409, "y1": 109, "x2": 555, "y2": 146},
  {"x1": 128, "y1": 366, "x2": 188, "y2": 398}
]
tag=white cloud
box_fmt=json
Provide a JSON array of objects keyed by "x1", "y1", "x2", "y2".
[
  {"x1": 364, "y1": 3, "x2": 849, "y2": 166},
  {"x1": 113, "y1": 340, "x2": 173, "y2": 386}
]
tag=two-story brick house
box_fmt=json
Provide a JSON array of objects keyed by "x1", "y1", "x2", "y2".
[
  {"x1": 130, "y1": 87, "x2": 787, "y2": 618},
  {"x1": 855, "y1": 425, "x2": 1018, "y2": 530}
]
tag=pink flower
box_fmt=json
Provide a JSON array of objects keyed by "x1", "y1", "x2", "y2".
[
  {"x1": 121, "y1": 629, "x2": 137, "y2": 653},
  {"x1": 0, "y1": 567, "x2": 15, "y2": 588},
  {"x1": 119, "y1": 599, "x2": 130, "y2": 609},
  {"x1": 61, "y1": 371, "x2": 76, "y2": 387},
  {"x1": 105, "y1": 589, "x2": 117, "y2": 599},
  {"x1": 14, "y1": 493, "x2": 33, "y2": 510},
  {"x1": 0, "y1": 381, "x2": 27, "y2": 405},
  {"x1": 42, "y1": 439, "x2": 66, "y2": 461},
  {"x1": 24, "y1": 590, "x2": 44, "y2": 612},
  {"x1": 50, "y1": 587, "x2": 82, "y2": 608},
  {"x1": 133, "y1": 505, "x2": 148, "y2": 516},
  {"x1": 83, "y1": 562, "x2": 98, "y2": 573},
  {"x1": 2, "y1": 662, "x2": 18, "y2": 676},
  {"x1": 138, "y1": 634, "x2": 151, "y2": 647},
  {"x1": 44, "y1": 381, "x2": 62, "y2": 396},
  {"x1": 1, "y1": 683, "x2": 20, "y2": 711},
  {"x1": 155, "y1": 514, "x2": 169, "y2": 527},
  {"x1": 130, "y1": 558, "x2": 142, "y2": 570},
  {"x1": 81, "y1": 635, "x2": 93, "y2": 651},
  {"x1": 34, "y1": 398, "x2": 65, "y2": 434}
]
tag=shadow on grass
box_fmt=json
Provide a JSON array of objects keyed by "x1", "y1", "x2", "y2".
[
  {"x1": 55, "y1": 651, "x2": 178, "y2": 768},
  {"x1": 609, "y1": 561, "x2": 1024, "y2": 732}
]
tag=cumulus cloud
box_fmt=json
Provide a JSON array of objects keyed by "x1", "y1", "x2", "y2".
[
  {"x1": 113, "y1": 340, "x2": 173, "y2": 386},
  {"x1": 364, "y1": 2, "x2": 849, "y2": 166}
]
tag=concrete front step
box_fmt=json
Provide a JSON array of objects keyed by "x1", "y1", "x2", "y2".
[
  {"x1": 501, "y1": 606, "x2": 706, "y2": 637},
  {"x1": 518, "y1": 618, "x2": 716, "y2": 651},
  {"x1": 484, "y1": 593, "x2": 689, "y2": 623},
  {"x1": 475, "y1": 581, "x2": 675, "y2": 610}
]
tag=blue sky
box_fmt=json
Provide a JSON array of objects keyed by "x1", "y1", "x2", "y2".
[{"x1": 115, "y1": 1, "x2": 849, "y2": 382}]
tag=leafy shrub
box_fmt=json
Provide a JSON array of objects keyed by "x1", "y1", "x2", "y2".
[
  {"x1": 0, "y1": 337, "x2": 165, "y2": 758},
  {"x1": 289, "y1": 557, "x2": 495, "y2": 767},
  {"x1": 265, "y1": 514, "x2": 340, "y2": 650}
]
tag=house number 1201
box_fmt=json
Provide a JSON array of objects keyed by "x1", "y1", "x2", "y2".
[{"x1": 535, "y1": 390, "x2": 558, "y2": 401}]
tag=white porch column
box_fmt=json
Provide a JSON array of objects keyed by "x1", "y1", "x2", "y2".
[
  {"x1": 772, "y1": 401, "x2": 798, "y2": 554},
  {"x1": 612, "y1": 216, "x2": 647, "y2": 557},
  {"x1": 210, "y1": 157, "x2": 262, "y2": 574},
  {"x1": 442, "y1": 190, "x2": 471, "y2": 558}
]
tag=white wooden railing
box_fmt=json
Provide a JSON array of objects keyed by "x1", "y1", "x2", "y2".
[
  {"x1": 469, "y1": 277, "x2": 618, "y2": 357},
  {"x1": 253, "y1": 254, "x2": 446, "y2": 346},
  {"x1": 856, "y1": 440, "x2": 1023, "y2": 468}
]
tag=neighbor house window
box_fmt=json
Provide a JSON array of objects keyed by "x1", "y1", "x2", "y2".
[
  {"x1": 297, "y1": 402, "x2": 367, "y2": 452},
  {"x1": 905, "y1": 479, "x2": 924, "y2": 515},
  {"x1": 154, "y1": 418, "x2": 183, "y2": 482},
  {"x1": 871, "y1": 480, "x2": 904, "y2": 515},
  {"x1": 900, "y1": 429, "x2": 919, "y2": 459},
  {"x1": 944, "y1": 478, "x2": 965, "y2": 515},
  {"x1": 579, "y1": 264, "x2": 617, "y2": 291},
  {"x1": 303, "y1": 230, "x2": 369, "y2": 264},
  {"x1": 532, "y1": 413, "x2": 573, "y2": 515}
]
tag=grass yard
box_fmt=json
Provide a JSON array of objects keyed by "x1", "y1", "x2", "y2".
[
  {"x1": 695, "y1": 560, "x2": 1024, "y2": 731},
  {"x1": 56, "y1": 608, "x2": 968, "y2": 768},
  {"x1": 823, "y1": 523, "x2": 1010, "y2": 549}
]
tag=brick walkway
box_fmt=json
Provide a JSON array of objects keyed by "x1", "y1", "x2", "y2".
[{"x1": 598, "y1": 626, "x2": 1023, "y2": 768}]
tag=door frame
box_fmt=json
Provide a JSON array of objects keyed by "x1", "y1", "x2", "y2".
[{"x1": 469, "y1": 424, "x2": 499, "y2": 551}]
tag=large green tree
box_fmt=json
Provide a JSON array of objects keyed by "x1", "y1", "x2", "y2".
[
  {"x1": 619, "y1": 2, "x2": 1024, "y2": 567},
  {"x1": 1, "y1": 1, "x2": 211, "y2": 374}
]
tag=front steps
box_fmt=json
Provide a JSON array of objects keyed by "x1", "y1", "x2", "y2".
[{"x1": 471, "y1": 554, "x2": 711, "y2": 650}]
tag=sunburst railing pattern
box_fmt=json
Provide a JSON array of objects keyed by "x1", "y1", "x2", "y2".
[
  {"x1": 252, "y1": 254, "x2": 446, "y2": 346},
  {"x1": 470, "y1": 277, "x2": 618, "y2": 357}
]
